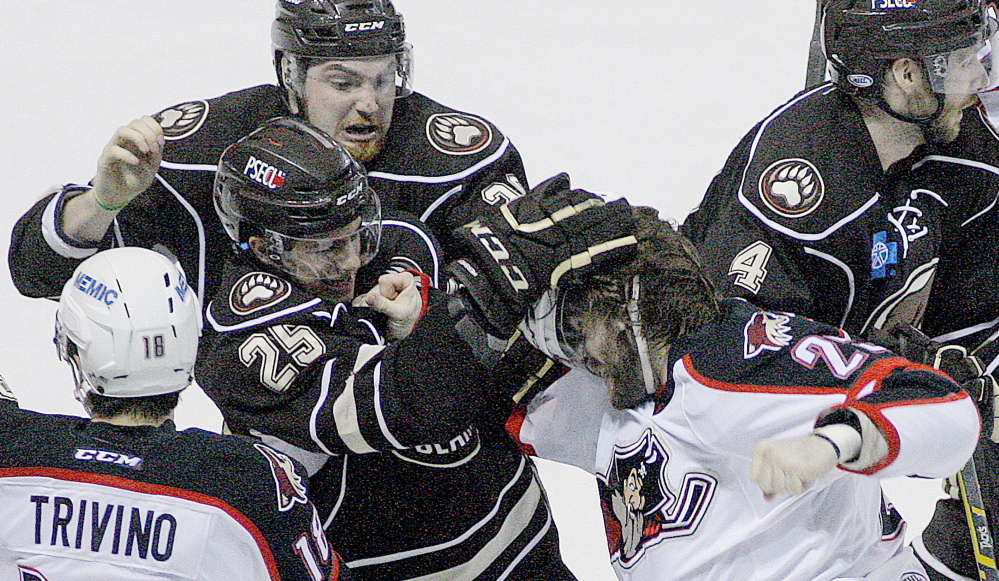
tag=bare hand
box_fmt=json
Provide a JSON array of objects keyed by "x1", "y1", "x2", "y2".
[
  {"x1": 354, "y1": 272, "x2": 424, "y2": 341},
  {"x1": 750, "y1": 434, "x2": 838, "y2": 501},
  {"x1": 91, "y1": 115, "x2": 165, "y2": 210}
]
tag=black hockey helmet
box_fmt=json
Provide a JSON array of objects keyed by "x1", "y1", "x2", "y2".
[
  {"x1": 214, "y1": 117, "x2": 381, "y2": 277},
  {"x1": 273, "y1": 0, "x2": 413, "y2": 98},
  {"x1": 823, "y1": 0, "x2": 996, "y2": 94}
]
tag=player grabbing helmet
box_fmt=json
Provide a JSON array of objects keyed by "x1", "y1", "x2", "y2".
[
  {"x1": 823, "y1": 0, "x2": 997, "y2": 120},
  {"x1": 55, "y1": 247, "x2": 202, "y2": 405},
  {"x1": 214, "y1": 116, "x2": 381, "y2": 302},
  {"x1": 524, "y1": 212, "x2": 718, "y2": 408}
]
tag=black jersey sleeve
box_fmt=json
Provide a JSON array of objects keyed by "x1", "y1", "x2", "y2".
[
  {"x1": 8, "y1": 86, "x2": 290, "y2": 303},
  {"x1": 199, "y1": 280, "x2": 489, "y2": 456},
  {"x1": 8, "y1": 187, "x2": 110, "y2": 299},
  {"x1": 682, "y1": 86, "x2": 944, "y2": 336},
  {"x1": 427, "y1": 144, "x2": 530, "y2": 253},
  {"x1": 198, "y1": 214, "x2": 485, "y2": 456}
]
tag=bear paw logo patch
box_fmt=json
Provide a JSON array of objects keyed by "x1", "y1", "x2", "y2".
[
  {"x1": 229, "y1": 272, "x2": 292, "y2": 316},
  {"x1": 154, "y1": 100, "x2": 209, "y2": 140},
  {"x1": 426, "y1": 113, "x2": 493, "y2": 155},
  {"x1": 758, "y1": 158, "x2": 824, "y2": 218}
]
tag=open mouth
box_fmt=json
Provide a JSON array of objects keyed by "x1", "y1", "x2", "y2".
[{"x1": 343, "y1": 123, "x2": 381, "y2": 140}]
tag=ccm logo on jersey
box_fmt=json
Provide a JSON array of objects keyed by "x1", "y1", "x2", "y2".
[
  {"x1": 74, "y1": 448, "x2": 144, "y2": 469},
  {"x1": 344, "y1": 20, "x2": 385, "y2": 32},
  {"x1": 74, "y1": 273, "x2": 119, "y2": 305},
  {"x1": 243, "y1": 156, "x2": 287, "y2": 190},
  {"x1": 872, "y1": 0, "x2": 916, "y2": 8}
]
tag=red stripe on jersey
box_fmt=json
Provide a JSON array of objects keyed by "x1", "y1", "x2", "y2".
[
  {"x1": 0, "y1": 466, "x2": 282, "y2": 581},
  {"x1": 681, "y1": 355, "x2": 847, "y2": 395},
  {"x1": 828, "y1": 401, "x2": 901, "y2": 474},
  {"x1": 846, "y1": 357, "x2": 957, "y2": 400},
  {"x1": 505, "y1": 405, "x2": 537, "y2": 457}
]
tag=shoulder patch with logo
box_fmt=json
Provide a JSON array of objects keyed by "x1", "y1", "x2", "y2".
[
  {"x1": 254, "y1": 443, "x2": 309, "y2": 512},
  {"x1": 758, "y1": 158, "x2": 824, "y2": 218},
  {"x1": 154, "y1": 100, "x2": 210, "y2": 141},
  {"x1": 743, "y1": 311, "x2": 793, "y2": 359},
  {"x1": 426, "y1": 113, "x2": 493, "y2": 155},
  {"x1": 229, "y1": 272, "x2": 292, "y2": 316}
]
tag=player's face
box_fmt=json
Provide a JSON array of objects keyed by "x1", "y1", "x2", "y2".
[
  {"x1": 912, "y1": 45, "x2": 991, "y2": 143},
  {"x1": 579, "y1": 316, "x2": 650, "y2": 410},
  {"x1": 250, "y1": 219, "x2": 366, "y2": 303},
  {"x1": 303, "y1": 57, "x2": 397, "y2": 162}
]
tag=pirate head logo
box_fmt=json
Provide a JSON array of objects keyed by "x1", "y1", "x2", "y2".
[
  {"x1": 426, "y1": 113, "x2": 493, "y2": 155},
  {"x1": 599, "y1": 429, "x2": 716, "y2": 568},
  {"x1": 154, "y1": 100, "x2": 209, "y2": 141},
  {"x1": 758, "y1": 158, "x2": 824, "y2": 218},
  {"x1": 18, "y1": 566, "x2": 48, "y2": 581},
  {"x1": 230, "y1": 272, "x2": 292, "y2": 316},
  {"x1": 255, "y1": 443, "x2": 309, "y2": 512},
  {"x1": 743, "y1": 311, "x2": 793, "y2": 359}
]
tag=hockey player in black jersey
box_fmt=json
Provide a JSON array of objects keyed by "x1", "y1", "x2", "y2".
[
  {"x1": 6, "y1": 1, "x2": 579, "y2": 577},
  {"x1": 0, "y1": 246, "x2": 336, "y2": 581},
  {"x1": 682, "y1": 1, "x2": 999, "y2": 579},
  {"x1": 683, "y1": 0, "x2": 995, "y2": 337},
  {"x1": 8, "y1": 0, "x2": 528, "y2": 304},
  {"x1": 194, "y1": 117, "x2": 644, "y2": 581}
]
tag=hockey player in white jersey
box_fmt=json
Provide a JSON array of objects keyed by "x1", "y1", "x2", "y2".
[
  {"x1": 0, "y1": 247, "x2": 335, "y2": 581},
  {"x1": 498, "y1": 213, "x2": 982, "y2": 581}
]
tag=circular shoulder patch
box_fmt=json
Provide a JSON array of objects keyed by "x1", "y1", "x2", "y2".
[
  {"x1": 154, "y1": 100, "x2": 210, "y2": 141},
  {"x1": 229, "y1": 272, "x2": 292, "y2": 316},
  {"x1": 758, "y1": 158, "x2": 825, "y2": 219},
  {"x1": 425, "y1": 113, "x2": 493, "y2": 155}
]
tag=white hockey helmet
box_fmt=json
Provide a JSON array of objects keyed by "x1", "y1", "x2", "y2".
[{"x1": 55, "y1": 247, "x2": 202, "y2": 399}]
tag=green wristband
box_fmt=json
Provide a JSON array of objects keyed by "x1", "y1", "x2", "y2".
[{"x1": 92, "y1": 191, "x2": 128, "y2": 212}]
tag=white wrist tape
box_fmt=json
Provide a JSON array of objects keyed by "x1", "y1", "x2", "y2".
[{"x1": 813, "y1": 423, "x2": 863, "y2": 465}]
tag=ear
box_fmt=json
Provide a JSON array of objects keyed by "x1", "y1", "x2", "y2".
[{"x1": 888, "y1": 57, "x2": 925, "y2": 94}]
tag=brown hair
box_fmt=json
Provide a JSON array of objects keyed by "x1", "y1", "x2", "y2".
[
  {"x1": 579, "y1": 207, "x2": 719, "y2": 348},
  {"x1": 86, "y1": 392, "x2": 180, "y2": 422}
]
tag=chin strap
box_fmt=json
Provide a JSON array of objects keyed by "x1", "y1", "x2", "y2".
[
  {"x1": 626, "y1": 275, "x2": 658, "y2": 395},
  {"x1": 875, "y1": 92, "x2": 945, "y2": 125},
  {"x1": 65, "y1": 354, "x2": 94, "y2": 413}
]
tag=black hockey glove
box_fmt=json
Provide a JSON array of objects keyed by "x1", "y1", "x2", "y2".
[
  {"x1": 447, "y1": 173, "x2": 639, "y2": 338},
  {"x1": 871, "y1": 323, "x2": 999, "y2": 441}
]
